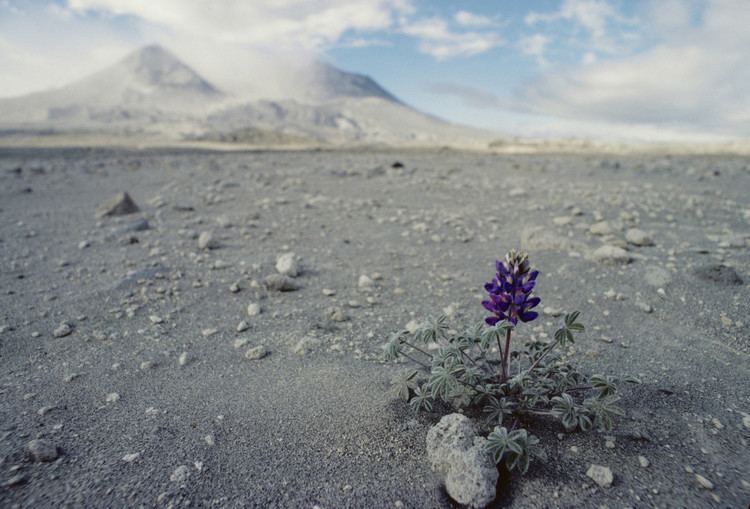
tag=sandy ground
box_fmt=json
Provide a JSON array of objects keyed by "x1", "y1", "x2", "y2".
[{"x1": 1, "y1": 147, "x2": 749, "y2": 508}]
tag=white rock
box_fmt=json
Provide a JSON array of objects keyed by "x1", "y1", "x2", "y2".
[
  {"x1": 149, "y1": 315, "x2": 164, "y2": 324},
  {"x1": 626, "y1": 228, "x2": 654, "y2": 246},
  {"x1": 589, "y1": 221, "x2": 613, "y2": 236},
  {"x1": 53, "y1": 322, "x2": 73, "y2": 338},
  {"x1": 236, "y1": 321, "x2": 250, "y2": 333},
  {"x1": 244, "y1": 345, "x2": 267, "y2": 360},
  {"x1": 638, "y1": 456, "x2": 650, "y2": 468},
  {"x1": 275, "y1": 252, "x2": 300, "y2": 277},
  {"x1": 591, "y1": 245, "x2": 632, "y2": 264},
  {"x1": 292, "y1": 336, "x2": 321, "y2": 356},
  {"x1": 26, "y1": 439, "x2": 59, "y2": 462},
  {"x1": 122, "y1": 452, "x2": 141, "y2": 463},
  {"x1": 198, "y1": 231, "x2": 218, "y2": 250},
  {"x1": 358, "y1": 274, "x2": 374, "y2": 289},
  {"x1": 106, "y1": 392, "x2": 120, "y2": 403},
  {"x1": 246, "y1": 302, "x2": 261, "y2": 317},
  {"x1": 170, "y1": 465, "x2": 190, "y2": 483},
  {"x1": 178, "y1": 352, "x2": 189, "y2": 366},
  {"x1": 586, "y1": 464, "x2": 613, "y2": 488},
  {"x1": 426, "y1": 414, "x2": 498, "y2": 509},
  {"x1": 695, "y1": 474, "x2": 714, "y2": 489},
  {"x1": 742, "y1": 415, "x2": 750, "y2": 429}
]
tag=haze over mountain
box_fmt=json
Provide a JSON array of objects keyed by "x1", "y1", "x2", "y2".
[{"x1": 0, "y1": 44, "x2": 489, "y2": 147}]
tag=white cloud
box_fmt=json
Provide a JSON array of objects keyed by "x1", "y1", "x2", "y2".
[
  {"x1": 518, "y1": 33, "x2": 549, "y2": 64},
  {"x1": 454, "y1": 10, "x2": 494, "y2": 27},
  {"x1": 66, "y1": 0, "x2": 414, "y2": 50},
  {"x1": 518, "y1": 0, "x2": 750, "y2": 138},
  {"x1": 401, "y1": 17, "x2": 502, "y2": 60}
]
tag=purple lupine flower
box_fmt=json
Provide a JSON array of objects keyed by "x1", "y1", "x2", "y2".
[{"x1": 482, "y1": 250, "x2": 540, "y2": 326}]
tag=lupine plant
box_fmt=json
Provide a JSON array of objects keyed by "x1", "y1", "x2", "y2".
[{"x1": 386, "y1": 250, "x2": 635, "y2": 474}]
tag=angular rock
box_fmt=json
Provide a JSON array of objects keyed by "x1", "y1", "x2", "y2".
[
  {"x1": 521, "y1": 226, "x2": 584, "y2": 253},
  {"x1": 244, "y1": 345, "x2": 267, "y2": 360},
  {"x1": 275, "y1": 252, "x2": 299, "y2": 277},
  {"x1": 198, "y1": 231, "x2": 218, "y2": 250},
  {"x1": 26, "y1": 439, "x2": 59, "y2": 462},
  {"x1": 96, "y1": 192, "x2": 140, "y2": 218},
  {"x1": 53, "y1": 322, "x2": 73, "y2": 338},
  {"x1": 693, "y1": 264, "x2": 743, "y2": 285},
  {"x1": 589, "y1": 221, "x2": 613, "y2": 236},
  {"x1": 264, "y1": 274, "x2": 300, "y2": 292},
  {"x1": 426, "y1": 413, "x2": 498, "y2": 509},
  {"x1": 586, "y1": 464, "x2": 613, "y2": 488},
  {"x1": 625, "y1": 228, "x2": 654, "y2": 246},
  {"x1": 246, "y1": 302, "x2": 261, "y2": 317},
  {"x1": 591, "y1": 245, "x2": 632, "y2": 264}
]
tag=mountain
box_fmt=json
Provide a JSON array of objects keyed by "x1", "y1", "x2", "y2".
[
  {"x1": 0, "y1": 44, "x2": 491, "y2": 147},
  {"x1": 0, "y1": 45, "x2": 223, "y2": 125}
]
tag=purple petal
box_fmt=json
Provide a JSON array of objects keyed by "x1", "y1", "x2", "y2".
[
  {"x1": 481, "y1": 300, "x2": 495, "y2": 312},
  {"x1": 485, "y1": 316, "x2": 501, "y2": 326},
  {"x1": 525, "y1": 297, "x2": 541, "y2": 309},
  {"x1": 519, "y1": 311, "x2": 538, "y2": 322}
]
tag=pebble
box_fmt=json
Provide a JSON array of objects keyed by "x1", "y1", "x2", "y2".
[
  {"x1": 236, "y1": 321, "x2": 250, "y2": 333},
  {"x1": 638, "y1": 456, "x2": 650, "y2": 468},
  {"x1": 198, "y1": 231, "x2": 218, "y2": 250},
  {"x1": 326, "y1": 306, "x2": 349, "y2": 322},
  {"x1": 149, "y1": 315, "x2": 164, "y2": 324},
  {"x1": 543, "y1": 306, "x2": 563, "y2": 317},
  {"x1": 178, "y1": 352, "x2": 190, "y2": 366},
  {"x1": 626, "y1": 228, "x2": 654, "y2": 246},
  {"x1": 244, "y1": 345, "x2": 267, "y2": 360},
  {"x1": 275, "y1": 252, "x2": 299, "y2": 277},
  {"x1": 229, "y1": 282, "x2": 241, "y2": 293},
  {"x1": 25, "y1": 439, "x2": 59, "y2": 462},
  {"x1": 264, "y1": 274, "x2": 300, "y2": 292},
  {"x1": 586, "y1": 464, "x2": 613, "y2": 488},
  {"x1": 53, "y1": 322, "x2": 73, "y2": 338},
  {"x1": 106, "y1": 392, "x2": 120, "y2": 403},
  {"x1": 591, "y1": 245, "x2": 632, "y2": 264},
  {"x1": 695, "y1": 474, "x2": 714, "y2": 490},
  {"x1": 122, "y1": 452, "x2": 141, "y2": 463},
  {"x1": 358, "y1": 274, "x2": 374, "y2": 289},
  {"x1": 246, "y1": 302, "x2": 261, "y2": 317},
  {"x1": 742, "y1": 415, "x2": 750, "y2": 429},
  {"x1": 636, "y1": 301, "x2": 653, "y2": 313},
  {"x1": 201, "y1": 328, "x2": 218, "y2": 337},
  {"x1": 322, "y1": 288, "x2": 336, "y2": 296},
  {"x1": 589, "y1": 221, "x2": 613, "y2": 236},
  {"x1": 170, "y1": 465, "x2": 190, "y2": 483},
  {"x1": 96, "y1": 191, "x2": 140, "y2": 218},
  {"x1": 3, "y1": 474, "x2": 27, "y2": 487}
]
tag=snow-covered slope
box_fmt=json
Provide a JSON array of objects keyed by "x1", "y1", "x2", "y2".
[{"x1": 0, "y1": 44, "x2": 491, "y2": 147}]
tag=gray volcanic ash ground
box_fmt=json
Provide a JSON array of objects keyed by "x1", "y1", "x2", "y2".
[{"x1": 1, "y1": 148, "x2": 749, "y2": 508}]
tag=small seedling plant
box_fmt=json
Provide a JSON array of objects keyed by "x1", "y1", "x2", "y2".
[{"x1": 386, "y1": 250, "x2": 634, "y2": 474}]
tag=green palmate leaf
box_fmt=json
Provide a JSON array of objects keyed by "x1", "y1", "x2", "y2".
[
  {"x1": 485, "y1": 426, "x2": 542, "y2": 474},
  {"x1": 483, "y1": 396, "x2": 514, "y2": 425},
  {"x1": 384, "y1": 332, "x2": 405, "y2": 361},
  {"x1": 429, "y1": 364, "x2": 461, "y2": 400},
  {"x1": 409, "y1": 385, "x2": 433, "y2": 412},
  {"x1": 590, "y1": 374, "x2": 618, "y2": 397},
  {"x1": 391, "y1": 370, "x2": 418, "y2": 401},
  {"x1": 584, "y1": 395, "x2": 624, "y2": 431}
]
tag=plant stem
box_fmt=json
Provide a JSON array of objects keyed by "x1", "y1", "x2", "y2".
[
  {"x1": 501, "y1": 328, "x2": 512, "y2": 382},
  {"x1": 526, "y1": 338, "x2": 559, "y2": 374},
  {"x1": 401, "y1": 339, "x2": 433, "y2": 360}
]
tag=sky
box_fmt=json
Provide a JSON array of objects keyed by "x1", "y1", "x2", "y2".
[{"x1": 0, "y1": 0, "x2": 749, "y2": 141}]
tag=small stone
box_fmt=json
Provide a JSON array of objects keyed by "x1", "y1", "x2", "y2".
[
  {"x1": 3, "y1": 474, "x2": 27, "y2": 487},
  {"x1": 711, "y1": 417, "x2": 724, "y2": 429},
  {"x1": 96, "y1": 192, "x2": 140, "y2": 218},
  {"x1": 322, "y1": 288, "x2": 336, "y2": 296},
  {"x1": 275, "y1": 252, "x2": 299, "y2": 277},
  {"x1": 604, "y1": 438, "x2": 616, "y2": 449},
  {"x1": 591, "y1": 245, "x2": 632, "y2": 264},
  {"x1": 246, "y1": 302, "x2": 261, "y2": 317},
  {"x1": 589, "y1": 221, "x2": 613, "y2": 236},
  {"x1": 233, "y1": 338, "x2": 249, "y2": 349},
  {"x1": 543, "y1": 306, "x2": 563, "y2": 317},
  {"x1": 122, "y1": 452, "x2": 141, "y2": 463},
  {"x1": 106, "y1": 392, "x2": 120, "y2": 403},
  {"x1": 78, "y1": 240, "x2": 90, "y2": 249},
  {"x1": 292, "y1": 336, "x2": 321, "y2": 356},
  {"x1": 201, "y1": 328, "x2": 218, "y2": 337},
  {"x1": 26, "y1": 439, "x2": 59, "y2": 462},
  {"x1": 325, "y1": 306, "x2": 348, "y2": 322},
  {"x1": 53, "y1": 322, "x2": 73, "y2": 338},
  {"x1": 198, "y1": 231, "x2": 218, "y2": 250},
  {"x1": 264, "y1": 274, "x2": 300, "y2": 292},
  {"x1": 203, "y1": 434, "x2": 215, "y2": 446},
  {"x1": 626, "y1": 228, "x2": 654, "y2": 246},
  {"x1": 636, "y1": 301, "x2": 653, "y2": 313},
  {"x1": 178, "y1": 352, "x2": 189, "y2": 366},
  {"x1": 229, "y1": 282, "x2": 241, "y2": 293},
  {"x1": 742, "y1": 415, "x2": 750, "y2": 429},
  {"x1": 586, "y1": 464, "x2": 613, "y2": 488},
  {"x1": 236, "y1": 321, "x2": 250, "y2": 332},
  {"x1": 358, "y1": 274, "x2": 374, "y2": 289},
  {"x1": 638, "y1": 456, "x2": 650, "y2": 468},
  {"x1": 553, "y1": 216, "x2": 572, "y2": 226},
  {"x1": 149, "y1": 315, "x2": 164, "y2": 324},
  {"x1": 244, "y1": 345, "x2": 267, "y2": 360},
  {"x1": 170, "y1": 465, "x2": 190, "y2": 483},
  {"x1": 695, "y1": 474, "x2": 714, "y2": 490}
]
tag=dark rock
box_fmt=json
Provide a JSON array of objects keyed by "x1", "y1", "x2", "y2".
[
  {"x1": 693, "y1": 264, "x2": 743, "y2": 285},
  {"x1": 96, "y1": 192, "x2": 140, "y2": 218}
]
